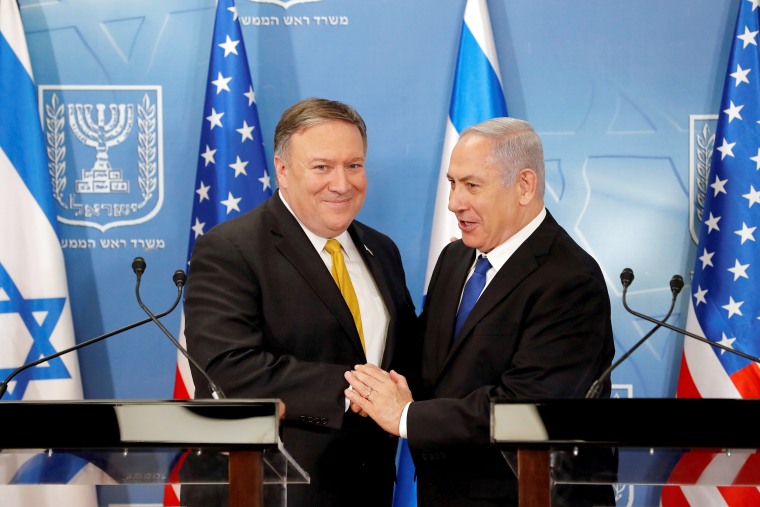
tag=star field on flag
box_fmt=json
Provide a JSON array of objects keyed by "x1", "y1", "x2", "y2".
[{"x1": 188, "y1": 0, "x2": 272, "y2": 249}]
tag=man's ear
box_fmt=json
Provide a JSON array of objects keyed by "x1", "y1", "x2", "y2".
[
  {"x1": 274, "y1": 155, "x2": 287, "y2": 189},
  {"x1": 517, "y1": 168, "x2": 537, "y2": 206}
]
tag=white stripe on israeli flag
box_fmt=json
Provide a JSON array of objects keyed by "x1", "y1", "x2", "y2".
[{"x1": 424, "y1": 0, "x2": 508, "y2": 294}]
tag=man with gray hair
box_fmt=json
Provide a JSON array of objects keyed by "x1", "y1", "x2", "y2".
[{"x1": 346, "y1": 117, "x2": 616, "y2": 506}]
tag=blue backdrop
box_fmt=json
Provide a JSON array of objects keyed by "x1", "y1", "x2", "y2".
[{"x1": 15, "y1": 0, "x2": 741, "y2": 504}]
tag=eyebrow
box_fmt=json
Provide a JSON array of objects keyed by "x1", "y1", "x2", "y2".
[
  {"x1": 308, "y1": 156, "x2": 365, "y2": 164},
  {"x1": 447, "y1": 173, "x2": 482, "y2": 183}
]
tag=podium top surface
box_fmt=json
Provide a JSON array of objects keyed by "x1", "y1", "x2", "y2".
[
  {"x1": 491, "y1": 398, "x2": 760, "y2": 449},
  {"x1": 0, "y1": 399, "x2": 281, "y2": 450}
]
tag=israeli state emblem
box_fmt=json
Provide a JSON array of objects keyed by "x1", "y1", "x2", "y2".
[
  {"x1": 38, "y1": 85, "x2": 164, "y2": 232},
  {"x1": 688, "y1": 114, "x2": 717, "y2": 246}
]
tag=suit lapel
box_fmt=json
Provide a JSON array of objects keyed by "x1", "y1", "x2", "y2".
[
  {"x1": 428, "y1": 245, "x2": 474, "y2": 378},
  {"x1": 445, "y1": 247, "x2": 537, "y2": 361},
  {"x1": 439, "y1": 212, "x2": 560, "y2": 377},
  {"x1": 266, "y1": 193, "x2": 366, "y2": 357},
  {"x1": 348, "y1": 225, "x2": 398, "y2": 369}
]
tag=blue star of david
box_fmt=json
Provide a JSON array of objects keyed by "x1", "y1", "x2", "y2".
[{"x1": 0, "y1": 262, "x2": 69, "y2": 400}]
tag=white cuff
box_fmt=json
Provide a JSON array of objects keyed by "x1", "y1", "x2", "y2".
[{"x1": 399, "y1": 401, "x2": 411, "y2": 439}]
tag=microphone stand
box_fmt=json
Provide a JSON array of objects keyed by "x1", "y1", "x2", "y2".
[
  {"x1": 585, "y1": 274, "x2": 683, "y2": 398},
  {"x1": 132, "y1": 257, "x2": 225, "y2": 400},
  {"x1": 620, "y1": 268, "x2": 760, "y2": 363}
]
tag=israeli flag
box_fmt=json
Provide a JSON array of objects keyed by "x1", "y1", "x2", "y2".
[
  {"x1": 394, "y1": 2, "x2": 509, "y2": 506},
  {"x1": 423, "y1": 0, "x2": 508, "y2": 294},
  {"x1": 0, "y1": 0, "x2": 97, "y2": 504}
]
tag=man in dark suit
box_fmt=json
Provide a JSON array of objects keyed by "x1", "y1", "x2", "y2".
[
  {"x1": 345, "y1": 117, "x2": 616, "y2": 506},
  {"x1": 183, "y1": 97, "x2": 419, "y2": 507}
]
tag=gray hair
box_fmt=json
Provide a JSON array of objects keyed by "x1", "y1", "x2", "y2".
[{"x1": 460, "y1": 117, "x2": 545, "y2": 197}]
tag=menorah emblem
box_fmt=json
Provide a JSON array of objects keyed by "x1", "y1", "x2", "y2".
[{"x1": 68, "y1": 103, "x2": 134, "y2": 194}]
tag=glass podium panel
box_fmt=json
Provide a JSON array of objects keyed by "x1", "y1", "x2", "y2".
[
  {"x1": 491, "y1": 399, "x2": 760, "y2": 507},
  {"x1": 0, "y1": 399, "x2": 308, "y2": 507},
  {"x1": 0, "y1": 447, "x2": 308, "y2": 486},
  {"x1": 0, "y1": 446, "x2": 308, "y2": 506},
  {"x1": 548, "y1": 446, "x2": 760, "y2": 507}
]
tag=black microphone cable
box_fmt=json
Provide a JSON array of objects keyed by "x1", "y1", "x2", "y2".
[
  {"x1": 585, "y1": 269, "x2": 683, "y2": 398},
  {"x1": 621, "y1": 267, "x2": 760, "y2": 363},
  {"x1": 132, "y1": 257, "x2": 225, "y2": 400}
]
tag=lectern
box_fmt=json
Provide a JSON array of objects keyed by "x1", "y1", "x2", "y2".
[
  {"x1": 0, "y1": 399, "x2": 308, "y2": 507},
  {"x1": 492, "y1": 398, "x2": 760, "y2": 507}
]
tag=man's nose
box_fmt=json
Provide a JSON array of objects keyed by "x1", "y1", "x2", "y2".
[
  {"x1": 329, "y1": 167, "x2": 352, "y2": 192},
  {"x1": 448, "y1": 186, "x2": 465, "y2": 212}
]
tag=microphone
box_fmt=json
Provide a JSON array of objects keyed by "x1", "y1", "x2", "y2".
[
  {"x1": 585, "y1": 270, "x2": 683, "y2": 398},
  {"x1": 0, "y1": 273, "x2": 184, "y2": 400},
  {"x1": 620, "y1": 267, "x2": 760, "y2": 364},
  {"x1": 131, "y1": 257, "x2": 225, "y2": 400}
]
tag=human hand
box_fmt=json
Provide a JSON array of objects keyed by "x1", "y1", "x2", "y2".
[
  {"x1": 346, "y1": 386, "x2": 368, "y2": 416},
  {"x1": 344, "y1": 364, "x2": 413, "y2": 436},
  {"x1": 349, "y1": 399, "x2": 368, "y2": 417}
]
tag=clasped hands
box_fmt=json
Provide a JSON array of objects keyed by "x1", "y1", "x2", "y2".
[{"x1": 344, "y1": 364, "x2": 413, "y2": 436}]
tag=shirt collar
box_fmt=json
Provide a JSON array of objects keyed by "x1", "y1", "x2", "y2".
[
  {"x1": 476, "y1": 207, "x2": 547, "y2": 273},
  {"x1": 278, "y1": 191, "x2": 355, "y2": 259}
]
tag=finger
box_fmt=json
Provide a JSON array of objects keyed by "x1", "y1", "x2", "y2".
[
  {"x1": 345, "y1": 388, "x2": 371, "y2": 412},
  {"x1": 351, "y1": 367, "x2": 388, "y2": 392},
  {"x1": 353, "y1": 363, "x2": 390, "y2": 383},
  {"x1": 349, "y1": 401, "x2": 369, "y2": 417},
  {"x1": 348, "y1": 400, "x2": 363, "y2": 414},
  {"x1": 345, "y1": 370, "x2": 373, "y2": 397},
  {"x1": 389, "y1": 370, "x2": 409, "y2": 390}
]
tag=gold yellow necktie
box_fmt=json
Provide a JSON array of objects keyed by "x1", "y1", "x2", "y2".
[{"x1": 324, "y1": 239, "x2": 366, "y2": 354}]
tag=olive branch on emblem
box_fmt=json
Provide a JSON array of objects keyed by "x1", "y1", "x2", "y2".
[
  {"x1": 136, "y1": 93, "x2": 157, "y2": 208},
  {"x1": 695, "y1": 123, "x2": 714, "y2": 223},
  {"x1": 45, "y1": 93, "x2": 68, "y2": 208}
]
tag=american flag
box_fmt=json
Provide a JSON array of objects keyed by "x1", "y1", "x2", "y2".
[
  {"x1": 661, "y1": 1, "x2": 760, "y2": 504},
  {"x1": 164, "y1": 0, "x2": 271, "y2": 503}
]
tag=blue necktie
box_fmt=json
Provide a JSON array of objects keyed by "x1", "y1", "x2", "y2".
[{"x1": 453, "y1": 256, "x2": 492, "y2": 340}]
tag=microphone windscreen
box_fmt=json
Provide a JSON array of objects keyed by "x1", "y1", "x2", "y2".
[
  {"x1": 132, "y1": 257, "x2": 147, "y2": 275},
  {"x1": 620, "y1": 268, "x2": 634, "y2": 287},
  {"x1": 173, "y1": 270, "x2": 187, "y2": 287},
  {"x1": 670, "y1": 275, "x2": 684, "y2": 295}
]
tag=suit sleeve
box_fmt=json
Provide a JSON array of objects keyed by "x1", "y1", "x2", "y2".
[{"x1": 184, "y1": 228, "x2": 352, "y2": 430}]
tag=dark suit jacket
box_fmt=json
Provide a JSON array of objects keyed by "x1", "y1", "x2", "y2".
[
  {"x1": 182, "y1": 191, "x2": 419, "y2": 507},
  {"x1": 408, "y1": 210, "x2": 616, "y2": 507}
]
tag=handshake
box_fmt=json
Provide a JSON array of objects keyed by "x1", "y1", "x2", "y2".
[{"x1": 344, "y1": 363, "x2": 413, "y2": 437}]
